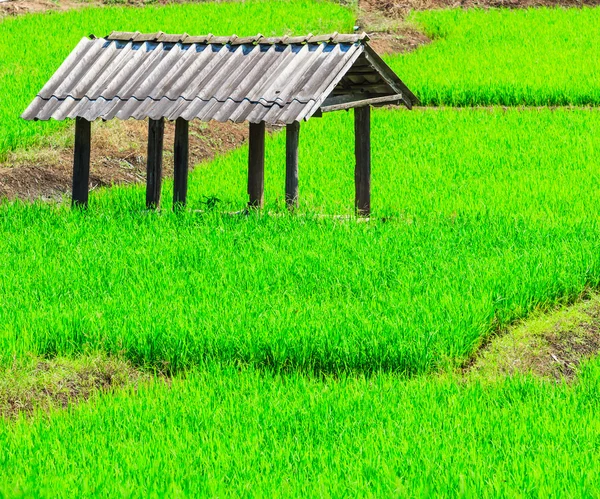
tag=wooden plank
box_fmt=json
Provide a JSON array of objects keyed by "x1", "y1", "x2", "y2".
[
  {"x1": 332, "y1": 83, "x2": 392, "y2": 94},
  {"x1": 321, "y1": 94, "x2": 403, "y2": 113},
  {"x1": 173, "y1": 118, "x2": 189, "y2": 210},
  {"x1": 248, "y1": 121, "x2": 265, "y2": 208},
  {"x1": 285, "y1": 121, "x2": 300, "y2": 209},
  {"x1": 354, "y1": 106, "x2": 371, "y2": 217},
  {"x1": 72, "y1": 117, "x2": 91, "y2": 208},
  {"x1": 363, "y1": 46, "x2": 419, "y2": 109},
  {"x1": 346, "y1": 66, "x2": 378, "y2": 75},
  {"x1": 146, "y1": 118, "x2": 164, "y2": 209}
]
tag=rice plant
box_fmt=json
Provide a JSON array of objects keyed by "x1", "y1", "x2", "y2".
[
  {"x1": 1, "y1": 108, "x2": 599, "y2": 375},
  {"x1": 389, "y1": 7, "x2": 600, "y2": 106}
]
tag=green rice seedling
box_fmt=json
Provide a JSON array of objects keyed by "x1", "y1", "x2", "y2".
[
  {"x1": 1, "y1": 108, "x2": 599, "y2": 374},
  {"x1": 388, "y1": 7, "x2": 600, "y2": 106},
  {"x1": 1, "y1": 363, "x2": 600, "y2": 496}
]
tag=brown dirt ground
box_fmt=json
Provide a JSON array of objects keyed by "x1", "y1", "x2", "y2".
[
  {"x1": 0, "y1": 355, "x2": 151, "y2": 419},
  {"x1": 0, "y1": 0, "x2": 231, "y2": 17},
  {"x1": 468, "y1": 295, "x2": 600, "y2": 382},
  {"x1": 0, "y1": 0, "x2": 101, "y2": 17},
  {"x1": 0, "y1": 120, "x2": 248, "y2": 202},
  {"x1": 362, "y1": 0, "x2": 600, "y2": 18},
  {"x1": 543, "y1": 314, "x2": 600, "y2": 380},
  {"x1": 367, "y1": 25, "x2": 431, "y2": 54}
]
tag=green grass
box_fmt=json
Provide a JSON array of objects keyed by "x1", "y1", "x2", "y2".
[
  {"x1": 388, "y1": 7, "x2": 600, "y2": 106},
  {"x1": 1, "y1": 363, "x2": 600, "y2": 496},
  {"x1": 1, "y1": 108, "x2": 600, "y2": 375},
  {"x1": 0, "y1": 0, "x2": 354, "y2": 159},
  {"x1": 4, "y1": 6, "x2": 600, "y2": 493}
]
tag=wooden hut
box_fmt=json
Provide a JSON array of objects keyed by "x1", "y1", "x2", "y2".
[{"x1": 22, "y1": 32, "x2": 417, "y2": 216}]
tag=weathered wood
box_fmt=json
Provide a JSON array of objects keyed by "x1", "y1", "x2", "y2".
[
  {"x1": 354, "y1": 105, "x2": 371, "y2": 217},
  {"x1": 285, "y1": 121, "x2": 300, "y2": 209},
  {"x1": 332, "y1": 83, "x2": 391, "y2": 94},
  {"x1": 346, "y1": 66, "x2": 378, "y2": 75},
  {"x1": 363, "y1": 46, "x2": 418, "y2": 109},
  {"x1": 321, "y1": 94, "x2": 403, "y2": 113},
  {"x1": 248, "y1": 121, "x2": 265, "y2": 208},
  {"x1": 72, "y1": 117, "x2": 91, "y2": 208},
  {"x1": 173, "y1": 118, "x2": 189, "y2": 210},
  {"x1": 146, "y1": 118, "x2": 164, "y2": 209}
]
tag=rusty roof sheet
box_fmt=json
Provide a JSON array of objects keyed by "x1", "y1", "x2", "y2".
[{"x1": 22, "y1": 32, "x2": 415, "y2": 125}]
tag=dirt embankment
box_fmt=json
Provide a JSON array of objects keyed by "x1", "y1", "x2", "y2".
[
  {"x1": 0, "y1": 0, "x2": 99, "y2": 16},
  {"x1": 0, "y1": 355, "x2": 153, "y2": 419},
  {"x1": 468, "y1": 294, "x2": 600, "y2": 382},
  {"x1": 0, "y1": 120, "x2": 247, "y2": 202},
  {"x1": 363, "y1": 0, "x2": 600, "y2": 17}
]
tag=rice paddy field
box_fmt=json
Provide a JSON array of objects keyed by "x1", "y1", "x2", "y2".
[
  {"x1": 2, "y1": 365, "x2": 600, "y2": 497},
  {"x1": 3, "y1": 108, "x2": 600, "y2": 375},
  {"x1": 2, "y1": 0, "x2": 600, "y2": 496},
  {"x1": 390, "y1": 7, "x2": 600, "y2": 106}
]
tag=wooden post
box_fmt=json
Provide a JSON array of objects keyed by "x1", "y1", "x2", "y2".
[
  {"x1": 248, "y1": 121, "x2": 265, "y2": 208},
  {"x1": 173, "y1": 118, "x2": 189, "y2": 210},
  {"x1": 354, "y1": 106, "x2": 371, "y2": 217},
  {"x1": 285, "y1": 121, "x2": 300, "y2": 210},
  {"x1": 146, "y1": 118, "x2": 165, "y2": 209},
  {"x1": 72, "y1": 117, "x2": 91, "y2": 208}
]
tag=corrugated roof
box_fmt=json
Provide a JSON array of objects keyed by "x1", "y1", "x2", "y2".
[{"x1": 22, "y1": 32, "x2": 416, "y2": 125}]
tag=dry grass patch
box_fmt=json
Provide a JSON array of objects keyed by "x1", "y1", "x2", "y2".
[
  {"x1": 0, "y1": 0, "x2": 101, "y2": 17},
  {"x1": 0, "y1": 355, "x2": 150, "y2": 419},
  {"x1": 361, "y1": 0, "x2": 600, "y2": 18},
  {"x1": 470, "y1": 294, "x2": 600, "y2": 382}
]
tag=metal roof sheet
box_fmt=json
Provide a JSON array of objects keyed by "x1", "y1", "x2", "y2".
[{"x1": 22, "y1": 32, "x2": 416, "y2": 125}]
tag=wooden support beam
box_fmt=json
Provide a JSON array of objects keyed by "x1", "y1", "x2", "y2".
[
  {"x1": 72, "y1": 117, "x2": 91, "y2": 208},
  {"x1": 248, "y1": 121, "x2": 265, "y2": 208},
  {"x1": 146, "y1": 118, "x2": 164, "y2": 209},
  {"x1": 173, "y1": 118, "x2": 189, "y2": 210},
  {"x1": 321, "y1": 94, "x2": 403, "y2": 113},
  {"x1": 363, "y1": 46, "x2": 418, "y2": 109},
  {"x1": 354, "y1": 106, "x2": 371, "y2": 217},
  {"x1": 285, "y1": 121, "x2": 300, "y2": 209}
]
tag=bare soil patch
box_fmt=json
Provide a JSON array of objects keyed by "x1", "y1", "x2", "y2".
[
  {"x1": 0, "y1": 119, "x2": 247, "y2": 202},
  {"x1": 367, "y1": 27, "x2": 431, "y2": 54},
  {"x1": 361, "y1": 0, "x2": 600, "y2": 18},
  {"x1": 0, "y1": 0, "x2": 102, "y2": 17},
  {"x1": 357, "y1": 0, "x2": 433, "y2": 53},
  {"x1": 469, "y1": 294, "x2": 600, "y2": 382},
  {"x1": 0, "y1": 355, "x2": 150, "y2": 419},
  {"x1": 0, "y1": 0, "x2": 231, "y2": 17}
]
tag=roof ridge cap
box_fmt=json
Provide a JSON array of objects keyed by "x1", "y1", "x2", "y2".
[{"x1": 98, "y1": 31, "x2": 370, "y2": 45}]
